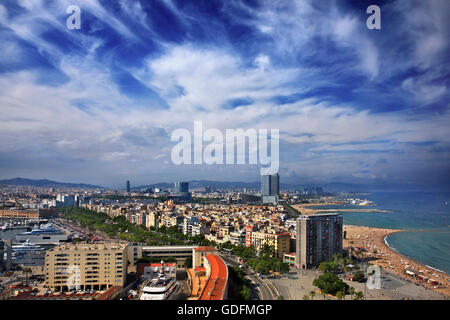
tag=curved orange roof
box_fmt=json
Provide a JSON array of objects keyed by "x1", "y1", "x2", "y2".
[
  {"x1": 194, "y1": 246, "x2": 217, "y2": 252},
  {"x1": 199, "y1": 255, "x2": 228, "y2": 300}
]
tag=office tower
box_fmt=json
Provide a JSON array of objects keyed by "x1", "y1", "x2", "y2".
[
  {"x1": 261, "y1": 173, "x2": 279, "y2": 204},
  {"x1": 270, "y1": 173, "x2": 280, "y2": 195},
  {"x1": 45, "y1": 243, "x2": 128, "y2": 291},
  {"x1": 174, "y1": 181, "x2": 189, "y2": 194},
  {"x1": 295, "y1": 213, "x2": 343, "y2": 269},
  {"x1": 261, "y1": 173, "x2": 279, "y2": 195},
  {"x1": 126, "y1": 180, "x2": 131, "y2": 193}
]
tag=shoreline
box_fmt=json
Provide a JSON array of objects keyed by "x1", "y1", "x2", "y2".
[
  {"x1": 344, "y1": 224, "x2": 450, "y2": 298},
  {"x1": 292, "y1": 202, "x2": 391, "y2": 215}
]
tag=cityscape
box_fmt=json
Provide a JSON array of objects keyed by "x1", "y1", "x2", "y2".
[
  {"x1": 0, "y1": 176, "x2": 448, "y2": 301},
  {"x1": 0, "y1": 0, "x2": 449, "y2": 314}
]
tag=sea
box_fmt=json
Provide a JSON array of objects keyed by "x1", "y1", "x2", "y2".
[{"x1": 312, "y1": 191, "x2": 450, "y2": 274}]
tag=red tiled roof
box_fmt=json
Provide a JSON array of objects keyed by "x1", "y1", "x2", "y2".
[
  {"x1": 199, "y1": 255, "x2": 228, "y2": 300},
  {"x1": 194, "y1": 246, "x2": 217, "y2": 252},
  {"x1": 148, "y1": 263, "x2": 176, "y2": 267}
]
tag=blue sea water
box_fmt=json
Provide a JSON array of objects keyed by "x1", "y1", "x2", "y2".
[{"x1": 313, "y1": 191, "x2": 450, "y2": 274}]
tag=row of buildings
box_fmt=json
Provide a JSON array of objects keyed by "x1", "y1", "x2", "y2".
[{"x1": 43, "y1": 242, "x2": 228, "y2": 296}]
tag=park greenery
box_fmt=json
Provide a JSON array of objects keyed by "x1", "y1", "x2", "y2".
[
  {"x1": 318, "y1": 253, "x2": 359, "y2": 274},
  {"x1": 58, "y1": 207, "x2": 290, "y2": 275},
  {"x1": 58, "y1": 207, "x2": 214, "y2": 246},
  {"x1": 192, "y1": 197, "x2": 224, "y2": 204},
  {"x1": 312, "y1": 272, "x2": 349, "y2": 296},
  {"x1": 229, "y1": 266, "x2": 252, "y2": 300},
  {"x1": 220, "y1": 242, "x2": 290, "y2": 275},
  {"x1": 282, "y1": 203, "x2": 301, "y2": 218}
]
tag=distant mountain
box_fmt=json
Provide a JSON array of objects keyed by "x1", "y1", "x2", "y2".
[{"x1": 0, "y1": 177, "x2": 103, "y2": 189}]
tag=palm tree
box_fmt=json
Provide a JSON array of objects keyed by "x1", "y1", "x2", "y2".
[
  {"x1": 349, "y1": 287, "x2": 355, "y2": 300},
  {"x1": 336, "y1": 291, "x2": 345, "y2": 300},
  {"x1": 309, "y1": 290, "x2": 316, "y2": 300},
  {"x1": 302, "y1": 294, "x2": 309, "y2": 300}
]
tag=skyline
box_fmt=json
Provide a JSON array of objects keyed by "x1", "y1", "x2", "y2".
[{"x1": 0, "y1": 0, "x2": 449, "y2": 189}]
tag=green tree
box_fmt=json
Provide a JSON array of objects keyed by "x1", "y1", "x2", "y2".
[
  {"x1": 353, "y1": 270, "x2": 365, "y2": 282},
  {"x1": 313, "y1": 272, "x2": 349, "y2": 296},
  {"x1": 348, "y1": 287, "x2": 355, "y2": 300},
  {"x1": 354, "y1": 291, "x2": 364, "y2": 300},
  {"x1": 309, "y1": 290, "x2": 316, "y2": 300},
  {"x1": 302, "y1": 294, "x2": 309, "y2": 300},
  {"x1": 260, "y1": 243, "x2": 274, "y2": 258},
  {"x1": 239, "y1": 286, "x2": 252, "y2": 300},
  {"x1": 336, "y1": 291, "x2": 345, "y2": 300},
  {"x1": 185, "y1": 256, "x2": 193, "y2": 268}
]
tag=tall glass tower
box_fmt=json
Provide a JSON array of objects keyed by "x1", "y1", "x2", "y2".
[
  {"x1": 261, "y1": 173, "x2": 279, "y2": 195},
  {"x1": 126, "y1": 180, "x2": 130, "y2": 193},
  {"x1": 174, "y1": 181, "x2": 189, "y2": 194},
  {"x1": 261, "y1": 173, "x2": 279, "y2": 204}
]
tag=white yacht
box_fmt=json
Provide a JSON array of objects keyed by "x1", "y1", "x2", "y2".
[
  {"x1": 140, "y1": 264, "x2": 177, "y2": 300},
  {"x1": 16, "y1": 223, "x2": 73, "y2": 245},
  {"x1": 12, "y1": 239, "x2": 45, "y2": 252}
]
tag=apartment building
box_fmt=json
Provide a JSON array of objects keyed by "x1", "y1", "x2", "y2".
[
  {"x1": 44, "y1": 242, "x2": 128, "y2": 291},
  {"x1": 250, "y1": 231, "x2": 291, "y2": 258},
  {"x1": 295, "y1": 213, "x2": 343, "y2": 269}
]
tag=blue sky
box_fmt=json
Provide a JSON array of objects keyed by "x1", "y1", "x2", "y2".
[{"x1": 0, "y1": 0, "x2": 449, "y2": 189}]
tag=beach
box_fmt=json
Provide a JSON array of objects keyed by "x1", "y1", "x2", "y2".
[
  {"x1": 344, "y1": 225, "x2": 450, "y2": 298},
  {"x1": 292, "y1": 202, "x2": 450, "y2": 298}
]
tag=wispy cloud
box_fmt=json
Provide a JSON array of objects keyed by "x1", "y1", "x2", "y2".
[{"x1": 0, "y1": 0, "x2": 448, "y2": 188}]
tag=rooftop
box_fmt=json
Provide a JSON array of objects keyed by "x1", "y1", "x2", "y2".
[
  {"x1": 194, "y1": 246, "x2": 217, "y2": 252},
  {"x1": 199, "y1": 255, "x2": 228, "y2": 300}
]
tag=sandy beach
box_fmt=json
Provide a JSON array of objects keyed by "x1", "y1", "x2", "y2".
[
  {"x1": 292, "y1": 202, "x2": 391, "y2": 215},
  {"x1": 292, "y1": 202, "x2": 450, "y2": 298},
  {"x1": 344, "y1": 225, "x2": 450, "y2": 298}
]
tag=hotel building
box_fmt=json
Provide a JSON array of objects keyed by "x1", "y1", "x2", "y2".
[{"x1": 295, "y1": 213, "x2": 343, "y2": 269}]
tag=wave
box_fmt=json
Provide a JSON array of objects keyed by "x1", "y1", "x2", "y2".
[
  {"x1": 425, "y1": 265, "x2": 445, "y2": 273},
  {"x1": 385, "y1": 234, "x2": 447, "y2": 275},
  {"x1": 383, "y1": 235, "x2": 398, "y2": 253}
]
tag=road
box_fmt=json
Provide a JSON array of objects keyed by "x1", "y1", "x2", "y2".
[{"x1": 219, "y1": 253, "x2": 275, "y2": 300}]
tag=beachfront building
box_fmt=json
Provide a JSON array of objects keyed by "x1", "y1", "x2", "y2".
[
  {"x1": 45, "y1": 242, "x2": 128, "y2": 291},
  {"x1": 295, "y1": 213, "x2": 343, "y2": 269}
]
